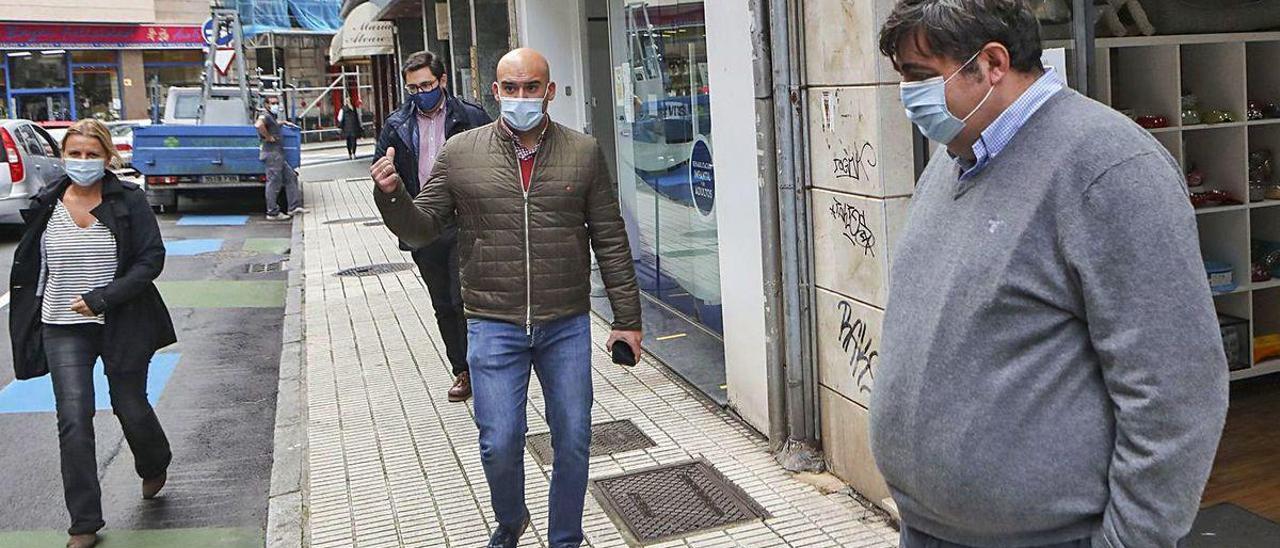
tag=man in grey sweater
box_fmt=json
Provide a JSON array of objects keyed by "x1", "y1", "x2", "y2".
[{"x1": 869, "y1": 2, "x2": 1229, "y2": 547}]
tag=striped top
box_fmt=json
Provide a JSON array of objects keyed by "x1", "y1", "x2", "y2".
[{"x1": 41, "y1": 201, "x2": 118, "y2": 325}]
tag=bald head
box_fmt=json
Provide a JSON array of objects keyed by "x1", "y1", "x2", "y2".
[
  {"x1": 493, "y1": 48, "x2": 556, "y2": 102},
  {"x1": 497, "y1": 48, "x2": 551, "y2": 82}
]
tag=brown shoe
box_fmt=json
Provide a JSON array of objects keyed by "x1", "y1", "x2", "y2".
[
  {"x1": 448, "y1": 372, "x2": 472, "y2": 402},
  {"x1": 142, "y1": 471, "x2": 167, "y2": 500},
  {"x1": 66, "y1": 533, "x2": 97, "y2": 548}
]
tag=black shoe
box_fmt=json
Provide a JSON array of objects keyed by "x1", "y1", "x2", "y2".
[{"x1": 486, "y1": 512, "x2": 530, "y2": 548}]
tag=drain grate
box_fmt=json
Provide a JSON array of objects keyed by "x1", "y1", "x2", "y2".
[
  {"x1": 526, "y1": 419, "x2": 656, "y2": 466},
  {"x1": 245, "y1": 261, "x2": 284, "y2": 274},
  {"x1": 323, "y1": 216, "x2": 379, "y2": 225},
  {"x1": 590, "y1": 459, "x2": 769, "y2": 543},
  {"x1": 334, "y1": 262, "x2": 414, "y2": 277}
]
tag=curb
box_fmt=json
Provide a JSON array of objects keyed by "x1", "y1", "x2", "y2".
[
  {"x1": 300, "y1": 138, "x2": 376, "y2": 153},
  {"x1": 265, "y1": 212, "x2": 308, "y2": 548}
]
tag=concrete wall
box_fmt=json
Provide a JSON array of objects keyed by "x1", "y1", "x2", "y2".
[
  {"x1": 704, "y1": 0, "x2": 772, "y2": 436},
  {"x1": 803, "y1": 0, "x2": 912, "y2": 513},
  {"x1": 154, "y1": 0, "x2": 206, "y2": 25},
  {"x1": 515, "y1": 0, "x2": 588, "y2": 132},
  {"x1": 0, "y1": 0, "x2": 155, "y2": 23}
]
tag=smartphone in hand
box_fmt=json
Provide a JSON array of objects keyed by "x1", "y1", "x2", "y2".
[{"x1": 611, "y1": 340, "x2": 637, "y2": 367}]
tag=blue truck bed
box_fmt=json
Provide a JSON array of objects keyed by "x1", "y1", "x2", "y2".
[{"x1": 133, "y1": 124, "x2": 301, "y2": 177}]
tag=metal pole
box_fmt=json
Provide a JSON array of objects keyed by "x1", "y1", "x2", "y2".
[
  {"x1": 770, "y1": 0, "x2": 820, "y2": 454},
  {"x1": 231, "y1": 10, "x2": 251, "y2": 122},
  {"x1": 749, "y1": 0, "x2": 790, "y2": 452},
  {"x1": 1071, "y1": 0, "x2": 1096, "y2": 98}
]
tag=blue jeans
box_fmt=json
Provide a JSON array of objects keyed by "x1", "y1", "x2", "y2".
[{"x1": 467, "y1": 314, "x2": 593, "y2": 548}]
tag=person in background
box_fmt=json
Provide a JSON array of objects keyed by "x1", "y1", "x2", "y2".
[
  {"x1": 869, "y1": 2, "x2": 1229, "y2": 547},
  {"x1": 257, "y1": 94, "x2": 304, "y2": 221},
  {"x1": 372, "y1": 48, "x2": 642, "y2": 548},
  {"x1": 9, "y1": 119, "x2": 177, "y2": 548},
  {"x1": 373, "y1": 50, "x2": 490, "y2": 403},
  {"x1": 338, "y1": 96, "x2": 362, "y2": 160}
]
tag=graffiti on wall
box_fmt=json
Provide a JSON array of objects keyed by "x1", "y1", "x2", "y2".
[
  {"x1": 836, "y1": 300, "x2": 879, "y2": 396},
  {"x1": 828, "y1": 197, "x2": 876, "y2": 257},
  {"x1": 832, "y1": 142, "x2": 877, "y2": 182}
]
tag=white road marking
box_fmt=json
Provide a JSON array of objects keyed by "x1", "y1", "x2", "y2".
[{"x1": 0, "y1": 291, "x2": 9, "y2": 310}]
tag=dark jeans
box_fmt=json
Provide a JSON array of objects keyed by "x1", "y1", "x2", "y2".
[
  {"x1": 899, "y1": 526, "x2": 1092, "y2": 548},
  {"x1": 411, "y1": 237, "x2": 468, "y2": 376},
  {"x1": 345, "y1": 135, "x2": 358, "y2": 156},
  {"x1": 468, "y1": 314, "x2": 593, "y2": 547},
  {"x1": 44, "y1": 324, "x2": 171, "y2": 535}
]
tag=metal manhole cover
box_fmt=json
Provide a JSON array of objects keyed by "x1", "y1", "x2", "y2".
[
  {"x1": 245, "y1": 261, "x2": 284, "y2": 274},
  {"x1": 334, "y1": 262, "x2": 414, "y2": 277},
  {"x1": 362, "y1": 220, "x2": 385, "y2": 227},
  {"x1": 590, "y1": 459, "x2": 769, "y2": 543},
  {"x1": 323, "y1": 216, "x2": 379, "y2": 225},
  {"x1": 527, "y1": 419, "x2": 656, "y2": 466}
]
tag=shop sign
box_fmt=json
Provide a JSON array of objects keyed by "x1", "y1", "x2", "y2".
[
  {"x1": 341, "y1": 21, "x2": 394, "y2": 57},
  {"x1": 689, "y1": 137, "x2": 715, "y2": 217},
  {"x1": 0, "y1": 23, "x2": 203, "y2": 49}
]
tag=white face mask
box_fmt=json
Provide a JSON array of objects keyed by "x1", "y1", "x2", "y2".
[
  {"x1": 268, "y1": 104, "x2": 281, "y2": 115},
  {"x1": 64, "y1": 158, "x2": 105, "y2": 187}
]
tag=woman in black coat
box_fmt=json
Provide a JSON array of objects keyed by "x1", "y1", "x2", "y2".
[
  {"x1": 9, "y1": 119, "x2": 176, "y2": 548},
  {"x1": 338, "y1": 97, "x2": 362, "y2": 159}
]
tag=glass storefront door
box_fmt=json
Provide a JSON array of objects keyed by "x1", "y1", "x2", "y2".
[{"x1": 608, "y1": 0, "x2": 723, "y2": 334}]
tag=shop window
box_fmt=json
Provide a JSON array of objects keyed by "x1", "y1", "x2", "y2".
[
  {"x1": 73, "y1": 66, "x2": 122, "y2": 121},
  {"x1": 71, "y1": 50, "x2": 117, "y2": 64},
  {"x1": 143, "y1": 50, "x2": 203, "y2": 64},
  {"x1": 609, "y1": 0, "x2": 722, "y2": 334},
  {"x1": 0, "y1": 68, "x2": 8, "y2": 119},
  {"x1": 9, "y1": 51, "x2": 70, "y2": 89}
]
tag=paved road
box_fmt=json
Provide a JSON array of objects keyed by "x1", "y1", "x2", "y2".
[{"x1": 0, "y1": 150, "x2": 363, "y2": 547}]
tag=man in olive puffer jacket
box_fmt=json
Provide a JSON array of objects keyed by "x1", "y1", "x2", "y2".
[{"x1": 372, "y1": 48, "x2": 642, "y2": 548}]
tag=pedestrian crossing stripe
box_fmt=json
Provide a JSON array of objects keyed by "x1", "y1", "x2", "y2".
[
  {"x1": 164, "y1": 239, "x2": 224, "y2": 256},
  {"x1": 0, "y1": 527, "x2": 259, "y2": 548},
  {"x1": 176, "y1": 215, "x2": 249, "y2": 226},
  {"x1": 0, "y1": 354, "x2": 179, "y2": 414}
]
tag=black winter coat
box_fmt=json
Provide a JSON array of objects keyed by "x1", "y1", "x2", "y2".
[
  {"x1": 340, "y1": 106, "x2": 362, "y2": 137},
  {"x1": 10, "y1": 173, "x2": 177, "y2": 380},
  {"x1": 374, "y1": 92, "x2": 491, "y2": 252}
]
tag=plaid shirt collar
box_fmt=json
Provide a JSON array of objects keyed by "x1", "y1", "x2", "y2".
[{"x1": 502, "y1": 119, "x2": 547, "y2": 161}]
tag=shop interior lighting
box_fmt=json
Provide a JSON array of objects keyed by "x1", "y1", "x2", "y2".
[
  {"x1": 40, "y1": 49, "x2": 66, "y2": 55},
  {"x1": 6, "y1": 51, "x2": 32, "y2": 58}
]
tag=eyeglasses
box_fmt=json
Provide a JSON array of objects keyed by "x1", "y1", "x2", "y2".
[{"x1": 404, "y1": 82, "x2": 439, "y2": 94}]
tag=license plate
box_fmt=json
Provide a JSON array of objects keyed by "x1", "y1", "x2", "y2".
[{"x1": 202, "y1": 175, "x2": 239, "y2": 184}]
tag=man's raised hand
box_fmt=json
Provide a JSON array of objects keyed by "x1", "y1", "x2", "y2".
[{"x1": 373, "y1": 146, "x2": 402, "y2": 194}]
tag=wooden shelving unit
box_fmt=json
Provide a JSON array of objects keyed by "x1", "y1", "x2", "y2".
[{"x1": 1085, "y1": 32, "x2": 1280, "y2": 381}]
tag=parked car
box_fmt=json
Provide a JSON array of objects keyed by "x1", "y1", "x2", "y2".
[
  {"x1": 0, "y1": 119, "x2": 65, "y2": 225},
  {"x1": 108, "y1": 120, "x2": 151, "y2": 169}
]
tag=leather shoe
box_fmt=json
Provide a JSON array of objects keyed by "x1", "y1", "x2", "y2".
[
  {"x1": 448, "y1": 372, "x2": 472, "y2": 402},
  {"x1": 142, "y1": 471, "x2": 167, "y2": 500},
  {"x1": 66, "y1": 534, "x2": 97, "y2": 548},
  {"x1": 486, "y1": 512, "x2": 530, "y2": 548}
]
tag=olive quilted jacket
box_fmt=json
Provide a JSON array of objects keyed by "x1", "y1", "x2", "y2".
[{"x1": 374, "y1": 121, "x2": 642, "y2": 331}]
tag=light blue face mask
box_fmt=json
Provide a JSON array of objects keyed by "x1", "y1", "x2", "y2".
[
  {"x1": 899, "y1": 51, "x2": 994, "y2": 144},
  {"x1": 500, "y1": 93, "x2": 548, "y2": 132},
  {"x1": 64, "y1": 158, "x2": 105, "y2": 187}
]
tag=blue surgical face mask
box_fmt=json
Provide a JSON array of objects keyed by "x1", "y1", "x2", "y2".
[
  {"x1": 268, "y1": 104, "x2": 281, "y2": 115},
  {"x1": 899, "y1": 51, "x2": 994, "y2": 144},
  {"x1": 500, "y1": 92, "x2": 548, "y2": 132},
  {"x1": 412, "y1": 87, "x2": 444, "y2": 112},
  {"x1": 64, "y1": 158, "x2": 105, "y2": 187}
]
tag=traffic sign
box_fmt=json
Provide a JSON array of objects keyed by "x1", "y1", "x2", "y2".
[{"x1": 202, "y1": 18, "x2": 234, "y2": 47}]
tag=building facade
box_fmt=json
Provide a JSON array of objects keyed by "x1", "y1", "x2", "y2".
[{"x1": 0, "y1": 0, "x2": 207, "y2": 122}]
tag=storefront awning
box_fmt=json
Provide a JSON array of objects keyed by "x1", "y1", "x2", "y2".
[{"x1": 329, "y1": 1, "x2": 395, "y2": 63}]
